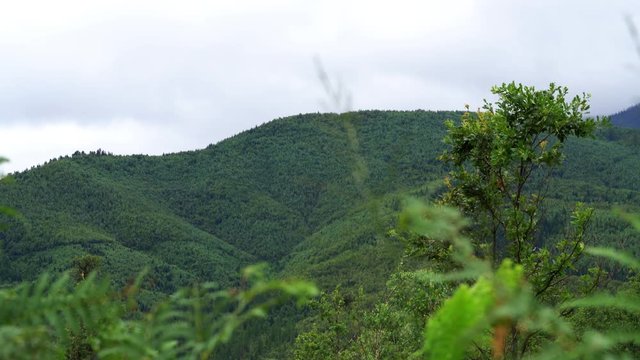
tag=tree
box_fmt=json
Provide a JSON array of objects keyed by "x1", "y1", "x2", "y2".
[
  {"x1": 441, "y1": 82, "x2": 602, "y2": 275},
  {"x1": 71, "y1": 254, "x2": 102, "y2": 283},
  {"x1": 403, "y1": 202, "x2": 640, "y2": 360},
  {"x1": 439, "y1": 82, "x2": 606, "y2": 356}
]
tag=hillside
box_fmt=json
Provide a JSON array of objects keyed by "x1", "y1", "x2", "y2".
[
  {"x1": 611, "y1": 102, "x2": 640, "y2": 128},
  {"x1": 0, "y1": 111, "x2": 453, "y2": 289},
  {"x1": 1, "y1": 110, "x2": 640, "y2": 357},
  {"x1": 3, "y1": 109, "x2": 640, "y2": 287}
]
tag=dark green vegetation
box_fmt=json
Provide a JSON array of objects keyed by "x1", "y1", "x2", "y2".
[
  {"x1": 2, "y1": 105, "x2": 640, "y2": 358},
  {"x1": 0, "y1": 111, "x2": 453, "y2": 291},
  {"x1": 611, "y1": 102, "x2": 640, "y2": 129},
  {"x1": 0, "y1": 262, "x2": 318, "y2": 359},
  {"x1": 292, "y1": 83, "x2": 640, "y2": 359}
]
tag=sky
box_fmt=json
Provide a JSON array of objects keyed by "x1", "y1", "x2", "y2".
[{"x1": 0, "y1": 0, "x2": 639, "y2": 173}]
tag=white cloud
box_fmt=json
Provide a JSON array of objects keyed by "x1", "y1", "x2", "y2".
[
  {"x1": 0, "y1": 119, "x2": 201, "y2": 173},
  {"x1": 0, "y1": 0, "x2": 639, "y2": 170}
]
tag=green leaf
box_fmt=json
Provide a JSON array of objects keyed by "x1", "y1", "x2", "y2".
[{"x1": 420, "y1": 277, "x2": 494, "y2": 360}]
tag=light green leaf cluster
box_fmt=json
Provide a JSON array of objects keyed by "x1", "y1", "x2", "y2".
[
  {"x1": 0, "y1": 264, "x2": 318, "y2": 360},
  {"x1": 420, "y1": 277, "x2": 493, "y2": 359},
  {"x1": 0, "y1": 272, "x2": 117, "y2": 359},
  {"x1": 420, "y1": 260, "x2": 525, "y2": 360}
]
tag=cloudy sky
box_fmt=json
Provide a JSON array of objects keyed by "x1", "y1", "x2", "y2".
[{"x1": 0, "y1": 0, "x2": 639, "y2": 173}]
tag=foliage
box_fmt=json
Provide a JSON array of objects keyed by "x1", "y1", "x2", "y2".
[
  {"x1": 292, "y1": 282, "x2": 432, "y2": 360},
  {"x1": 0, "y1": 264, "x2": 317, "y2": 360},
  {"x1": 559, "y1": 214, "x2": 640, "y2": 356},
  {"x1": 438, "y1": 85, "x2": 616, "y2": 355},
  {"x1": 417, "y1": 82, "x2": 636, "y2": 359},
  {"x1": 403, "y1": 201, "x2": 640, "y2": 360},
  {"x1": 292, "y1": 287, "x2": 366, "y2": 359},
  {"x1": 421, "y1": 260, "x2": 522, "y2": 360},
  {"x1": 391, "y1": 83, "x2": 638, "y2": 359},
  {"x1": 0, "y1": 272, "x2": 116, "y2": 359},
  {"x1": 441, "y1": 82, "x2": 603, "y2": 267}
]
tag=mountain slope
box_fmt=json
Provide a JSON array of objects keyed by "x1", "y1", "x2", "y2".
[
  {"x1": 0, "y1": 111, "x2": 456, "y2": 287},
  {"x1": 611, "y1": 102, "x2": 640, "y2": 128},
  {"x1": 2, "y1": 111, "x2": 640, "y2": 290}
]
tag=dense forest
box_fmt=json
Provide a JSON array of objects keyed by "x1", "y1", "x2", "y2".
[{"x1": 1, "y1": 83, "x2": 640, "y2": 358}]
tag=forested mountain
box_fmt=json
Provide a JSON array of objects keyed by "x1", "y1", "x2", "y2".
[
  {"x1": 0, "y1": 111, "x2": 451, "y2": 288},
  {"x1": 611, "y1": 102, "x2": 640, "y2": 128},
  {"x1": 1, "y1": 110, "x2": 640, "y2": 357}
]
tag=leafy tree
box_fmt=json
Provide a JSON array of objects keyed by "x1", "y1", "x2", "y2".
[
  {"x1": 441, "y1": 82, "x2": 603, "y2": 267},
  {"x1": 438, "y1": 83, "x2": 609, "y2": 354},
  {"x1": 388, "y1": 82, "x2": 639, "y2": 360},
  {"x1": 292, "y1": 287, "x2": 366, "y2": 359},
  {"x1": 71, "y1": 254, "x2": 102, "y2": 283},
  {"x1": 402, "y1": 201, "x2": 640, "y2": 360}
]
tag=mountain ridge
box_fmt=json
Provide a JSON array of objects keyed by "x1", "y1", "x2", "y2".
[
  {"x1": 611, "y1": 102, "x2": 640, "y2": 128},
  {"x1": 2, "y1": 110, "x2": 640, "y2": 357},
  {"x1": 2, "y1": 110, "x2": 640, "y2": 287}
]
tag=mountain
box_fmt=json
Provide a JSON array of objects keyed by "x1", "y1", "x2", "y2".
[
  {"x1": 0, "y1": 111, "x2": 640, "y2": 293},
  {"x1": 1, "y1": 110, "x2": 640, "y2": 357},
  {"x1": 0, "y1": 111, "x2": 454, "y2": 291},
  {"x1": 611, "y1": 102, "x2": 640, "y2": 128}
]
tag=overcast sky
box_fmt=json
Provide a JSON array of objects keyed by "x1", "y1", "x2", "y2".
[{"x1": 1, "y1": 0, "x2": 639, "y2": 173}]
